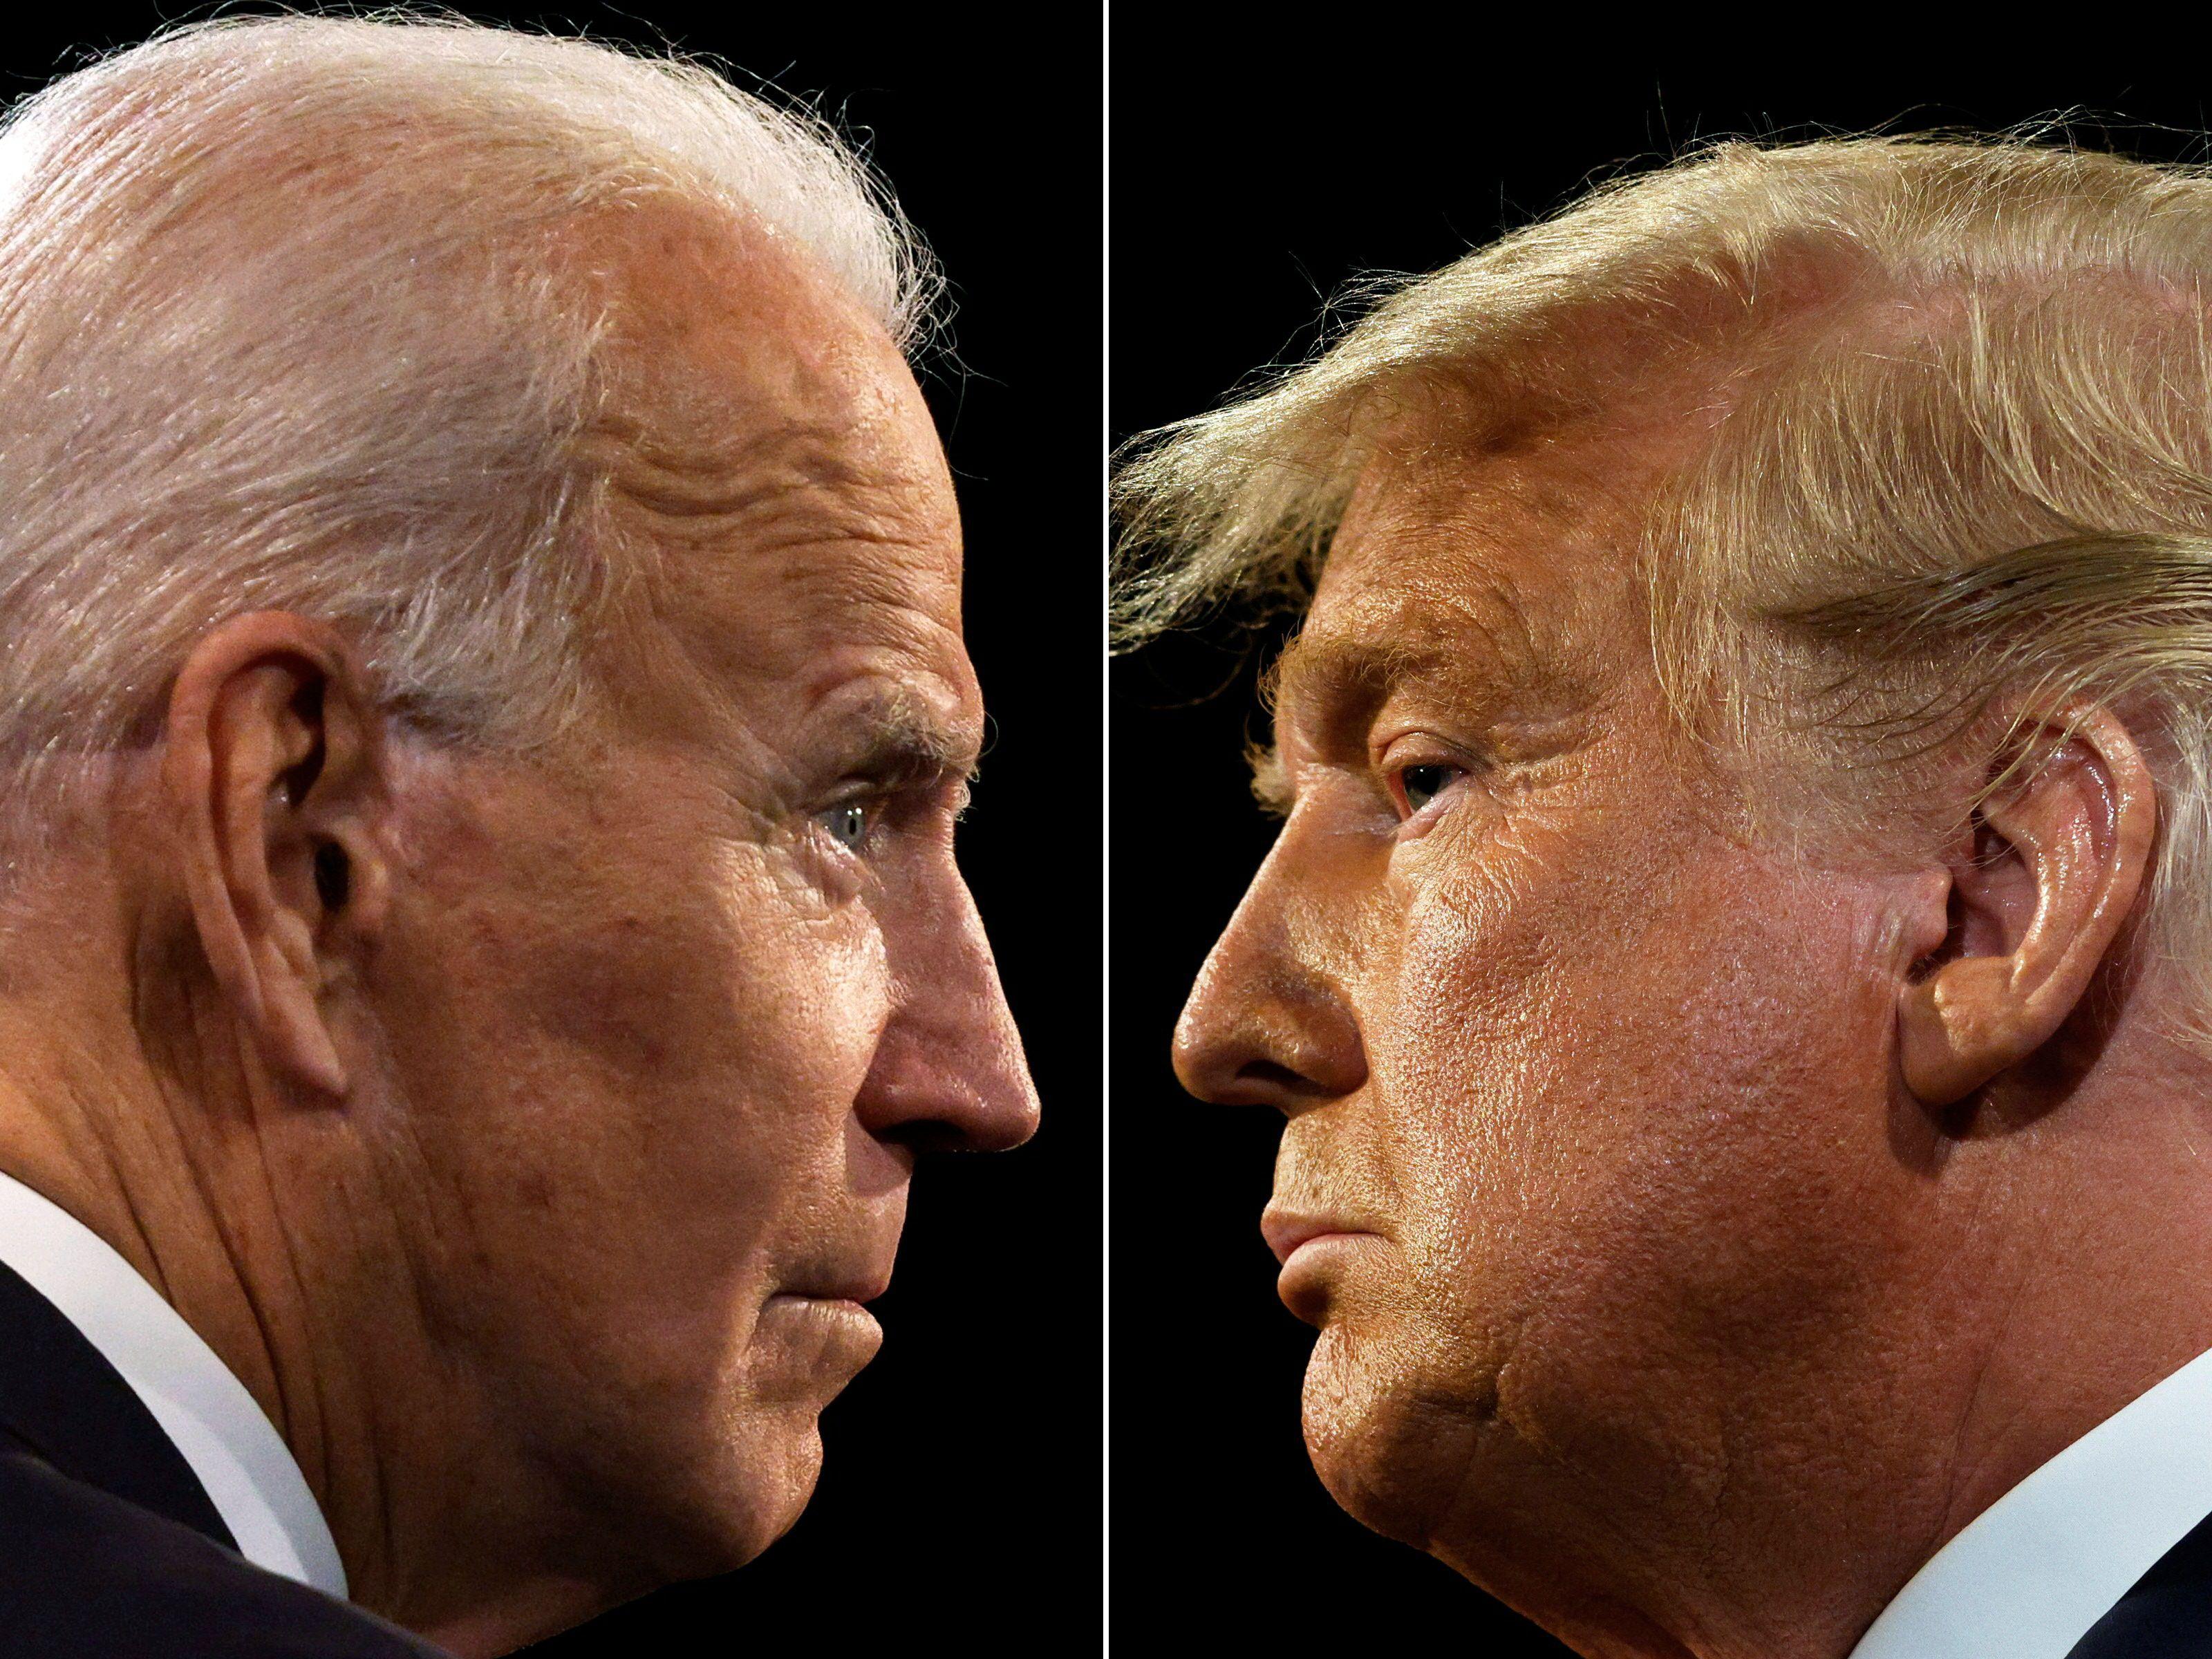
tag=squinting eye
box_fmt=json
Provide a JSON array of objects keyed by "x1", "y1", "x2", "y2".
[
  {"x1": 1398, "y1": 763, "x2": 1460, "y2": 815},
  {"x1": 820, "y1": 803, "x2": 870, "y2": 851}
]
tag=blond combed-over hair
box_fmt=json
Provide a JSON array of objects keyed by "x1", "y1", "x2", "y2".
[
  {"x1": 0, "y1": 8, "x2": 934, "y2": 884},
  {"x1": 1112, "y1": 131, "x2": 2212, "y2": 1055}
]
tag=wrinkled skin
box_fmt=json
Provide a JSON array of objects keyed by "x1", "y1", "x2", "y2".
[
  {"x1": 0, "y1": 203, "x2": 1036, "y2": 1657},
  {"x1": 1173, "y1": 391, "x2": 2212, "y2": 1658},
  {"x1": 343, "y1": 207, "x2": 1042, "y2": 1631}
]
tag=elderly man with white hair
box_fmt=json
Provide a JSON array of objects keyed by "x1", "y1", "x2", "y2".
[
  {"x1": 0, "y1": 13, "x2": 1038, "y2": 1658},
  {"x1": 1117, "y1": 134, "x2": 2212, "y2": 1659}
]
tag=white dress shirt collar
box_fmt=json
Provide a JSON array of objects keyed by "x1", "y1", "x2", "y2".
[
  {"x1": 1850, "y1": 1344, "x2": 2212, "y2": 1659},
  {"x1": 0, "y1": 1168, "x2": 348, "y2": 1598}
]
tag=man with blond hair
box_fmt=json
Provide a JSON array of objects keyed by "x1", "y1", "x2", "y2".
[
  {"x1": 1118, "y1": 133, "x2": 2212, "y2": 1658},
  {"x1": 0, "y1": 12, "x2": 1039, "y2": 1657}
]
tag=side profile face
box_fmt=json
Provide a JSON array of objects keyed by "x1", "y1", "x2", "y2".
[
  {"x1": 348, "y1": 209, "x2": 1040, "y2": 1578},
  {"x1": 1173, "y1": 391, "x2": 1973, "y2": 1624}
]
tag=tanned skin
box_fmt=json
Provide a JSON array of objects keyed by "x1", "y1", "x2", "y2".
[{"x1": 1174, "y1": 383, "x2": 2212, "y2": 1659}]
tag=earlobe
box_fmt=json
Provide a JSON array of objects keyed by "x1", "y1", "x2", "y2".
[
  {"x1": 161, "y1": 610, "x2": 392, "y2": 1100},
  {"x1": 1898, "y1": 706, "x2": 2157, "y2": 1108}
]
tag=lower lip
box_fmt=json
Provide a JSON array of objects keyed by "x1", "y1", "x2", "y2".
[
  {"x1": 759, "y1": 1294, "x2": 883, "y2": 1349},
  {"x1": 1280, "y1": 1232, "x2": 1376, "y2": 1271},
  {"x1": 1275, "y1": 1233, "x2": 1380, "y2": 1315},
  {"x1": 769, "y1": 1293, "x2": 876, "y2": 1317}
]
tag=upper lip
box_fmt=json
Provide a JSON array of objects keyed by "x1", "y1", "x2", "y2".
[
  {"x1": 780, "y1": 1264, "x2": 894, "y2": 1303},
  {"x1": 1260, "y1": 1210, "x2": 1380, "y2": 1266}
]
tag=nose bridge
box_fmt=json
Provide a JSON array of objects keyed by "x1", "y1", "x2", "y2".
[
  {"x1": 1174, "y1": 815, "x2": 1369, "y2": 1106},
  {"x1": 1176, "y1": 838, "x2": 1295, "y2": 1056},
  {"x1": 868, "y1": 861, "x2": 1040, "y2": 1152},
  {"x1": 944, "y1": 881, "x2": 1040, "y2": 1132}
]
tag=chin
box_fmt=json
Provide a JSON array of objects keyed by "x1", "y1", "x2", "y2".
[
  {"x1": 1300, "y1": 1316, "x2": 1494, "y2": 1553},
  {"x1": 559, "y1": 1298, "x2": 874, "y2": 1583},
  {"x1": 702, "y1": 1407, "x2": 836, "y2": 1571},
  {"x1": 726, "y1": 1423, "x2": 827, "y2": 1564},
  {"x1": 599, "y1": 1402, "x2": 831, "y2": 1587}
]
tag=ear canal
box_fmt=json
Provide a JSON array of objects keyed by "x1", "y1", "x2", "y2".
[{"x1": 315, "y1": 840, "x2": 350, "y2": 912}]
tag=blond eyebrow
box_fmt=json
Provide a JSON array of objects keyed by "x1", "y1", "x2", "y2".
[
  {"x1": 1246, "y1": 735, "x2": 1293, "y2": 818},
  {"x1": 1250, "y1": 589, "x2": 1586, "y2": 813},
  {"x1": 1266, "y1": 629, "x2": 1434, "y2": 723},
  {"x1": 1242, "y1": 632, "x2": 1415, "y2": 820},
  {"x1": 1268, "y1": 574, "x2": 1581, "y2": 728}
]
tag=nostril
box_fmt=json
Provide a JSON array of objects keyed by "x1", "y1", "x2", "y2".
[
  {"x1": 1174, "y1": 953, "x2": 1370, "y2": 1107},
  {"x1": 1199, "y1": 1056, "x2": 1349, "y2": 1111},
  {"x1": 1237, "y1": 1059, "x2": 1324, "y2": 1096}
]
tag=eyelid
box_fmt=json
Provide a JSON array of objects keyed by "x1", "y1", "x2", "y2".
[
  {"x1": 812, "y1": 771, "x2": 968, "y2": 847},
  {"x1": 1372, "y1": 729, "x2": 1483, "y2": 778},
  {"x1": 1385, "y1": 762, "x2": 1465, "y2": 824},
  {"x1": 1372, "y1": 732, "x2": 1485, "y2": 826}
]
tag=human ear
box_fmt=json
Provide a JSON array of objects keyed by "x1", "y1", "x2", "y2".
[
  {"x1": 160, "y1": 610, "x2": 393, "y2": 1098},
  {"x1": 1898, "y1": 706, "x2": 2156, "y2": 1107}
]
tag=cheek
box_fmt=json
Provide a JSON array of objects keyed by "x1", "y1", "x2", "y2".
[
  {"x1": 386, "y1": 807, "x2": 896, "y2": 1327},
  {"x1": 1377, "y1": 826, "x2": 1914, "y2": 1389},
  {"x1": 1363, "y1": 816, "x2": 1639, "y2": 1298},
  {"x1": 519, "y1": 838, "x2": 891, "y2": 1211}
]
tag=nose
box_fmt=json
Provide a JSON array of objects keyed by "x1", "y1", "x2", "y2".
[
  {"x1": 855, "y1": 870, "x2": 1040, "y2": 1154},
  {"x1": 1172, "y1": 832, "x2": 1368, "y2": 1114}
]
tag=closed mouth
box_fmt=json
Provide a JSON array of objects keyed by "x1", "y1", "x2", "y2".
[{"x1": 1259, "y1": 1210, "x2": 1382, "y2": 1266}]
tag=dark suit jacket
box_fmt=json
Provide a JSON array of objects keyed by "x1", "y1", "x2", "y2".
[
  {"x1": 2069, "y1": 1509, "x2": 2212, "y2": 1656},
  {"x1": 0, "y1": 1256, "x2": 449, "y2": 1657}
]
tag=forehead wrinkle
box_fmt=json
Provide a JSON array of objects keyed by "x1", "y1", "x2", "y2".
[
  {"x1": 1272, "y1": 578, "x2": 1559, "y2": 732},
  {"x1": 586, "y1": 411, "x2": 933, "y2": 540}
]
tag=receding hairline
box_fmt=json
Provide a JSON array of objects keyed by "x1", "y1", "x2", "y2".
[
  {"x1": 0, "y1": 9, "x2": 950, "y2": 897},
  {"x1": 565, "y1": 191, "x2": 932, "y2": 534}
]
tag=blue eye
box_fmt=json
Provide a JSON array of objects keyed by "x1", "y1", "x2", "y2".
[
  {"x1": 1399, "y1": 764, "x2": 1458, "y2": 814},
  {"x1": 821, "y1": 802, "x2": 869, "y2": 851}
]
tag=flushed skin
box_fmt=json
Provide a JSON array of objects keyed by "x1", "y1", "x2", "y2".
[
  {"x1": 1174, "y1": 385, "x2": 2212, "y2": 1659},
  {"x1": 0, "y1": 201, "x2": 1036, "y2": 1656}
]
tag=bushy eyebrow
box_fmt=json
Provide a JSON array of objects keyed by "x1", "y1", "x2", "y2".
[
  {"x1": 1249, "y1": 588, "x2": 1585, "y2": 812},
  {"x1": 1267, "y1": 630, "x2": 1435, "y2": 727},
  {"x1": 1241, "y1": 635, "x2": 1407, "y2": 819},
  {"x1": 834, "y1": 690, "x2": 984, "y2": 791},
  {"x1": 1244, "y1": 744, "x2": 1289, "y2": 818}
]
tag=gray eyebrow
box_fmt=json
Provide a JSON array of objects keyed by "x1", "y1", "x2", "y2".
[{"x1": 835, "y1": 689, "x2": 983, "y2": 787}]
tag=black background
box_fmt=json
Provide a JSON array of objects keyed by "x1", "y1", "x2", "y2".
[
  {"x1": 0, "y1": 3, "x2": 1101, "y2": 1655},
  {"x1": 1110, "y1": 31, "x2": 2212, "y2": 1659}
]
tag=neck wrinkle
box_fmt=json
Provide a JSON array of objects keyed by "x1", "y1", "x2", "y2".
[{"x1": 0, "y1": 927, "x2": 382, "y2": 1597}]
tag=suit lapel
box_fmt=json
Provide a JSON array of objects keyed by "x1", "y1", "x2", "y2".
[
  {"x1": 2066, "y1": 1508, "x2": 2212, "y2": 1656},
  {"x1": 0, "y1": 1255, "x2": 236, "y2": 1551}
]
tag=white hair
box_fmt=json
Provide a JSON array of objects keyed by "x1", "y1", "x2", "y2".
[{"x1": 0, "y1": 8, "x2": 936, "y2": 877}]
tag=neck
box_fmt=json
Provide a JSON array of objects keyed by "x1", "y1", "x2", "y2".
[
  {"x1": 1430, "y1": 1034, "x2": 2212, "y2": 1659},
  {"x1": 0, "y1": 922, "x2": 368, "y2": 1552},
  {"x1": 0, "y1": 867, "x2": 623, "y2": 1656}
]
